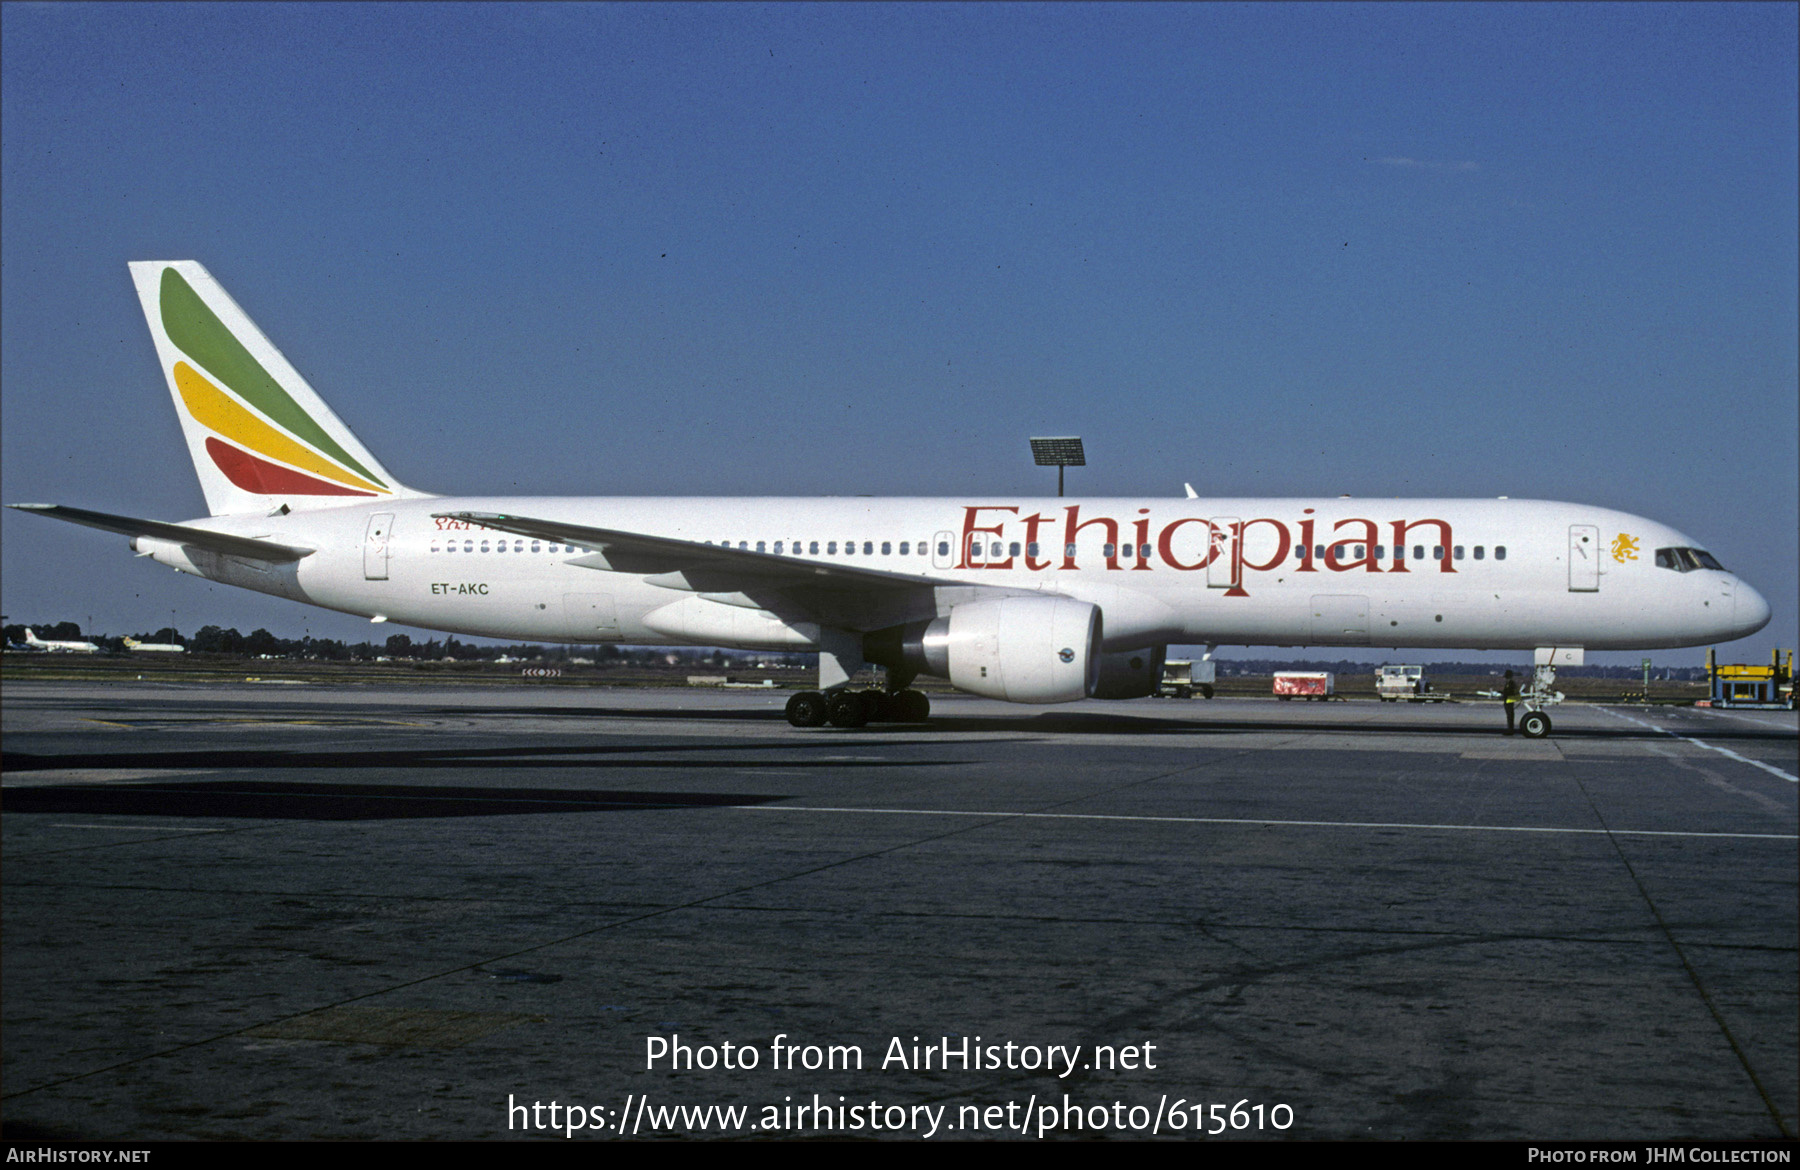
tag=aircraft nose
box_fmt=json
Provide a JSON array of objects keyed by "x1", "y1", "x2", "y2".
[{"x1": 1733, "y1": 579, "x2": 1772, "y2": 639}]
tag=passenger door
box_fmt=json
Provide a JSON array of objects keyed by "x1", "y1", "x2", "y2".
[
  {"x1": 1569, "y1": 525, "x2": 1599, "y2": 592},
  {"x1": 363, "y1": 513, "x2": 394, "y2": 581}
]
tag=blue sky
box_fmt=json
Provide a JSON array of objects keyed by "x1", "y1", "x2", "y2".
[{"x1": 3, "y1": 2, "x2": 1795, "y2": 662}]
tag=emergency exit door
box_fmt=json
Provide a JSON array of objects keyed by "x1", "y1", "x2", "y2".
[
  {"x1": 1207, "y1": 518, "x2": 1240, "y2": 589},
  {"x1": 932, "y1": 530, "x2": 955, "y2": 570}
]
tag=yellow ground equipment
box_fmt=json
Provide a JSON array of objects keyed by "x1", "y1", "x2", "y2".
[{"x1": 1705, "y1": 648, "x2": 1794, "y2": 709}]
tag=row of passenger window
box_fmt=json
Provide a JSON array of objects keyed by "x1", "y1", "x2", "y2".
[
  {"x1": 1302, "y1": 543, "x2": 1506, "y2": 562},
  {"x1": 428, "y1": 536, "x2": 1509, "y2": 564},
  {"x1": 430, "y1": 539, "x2": 581, "y2": 554},
  {"x1": 708, "y1": 540, "x2": 934, "y2": 557},
  {"x1": 963, "y1": 542, "x2": 1504, "y2": 562},
  {"x1": 703, "y1": 539, "x2": 1508, "y2": 563}
]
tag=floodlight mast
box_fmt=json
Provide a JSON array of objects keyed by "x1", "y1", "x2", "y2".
[{"x1": 1029, "y1": 436, "x2": 1085, "y2": 497}]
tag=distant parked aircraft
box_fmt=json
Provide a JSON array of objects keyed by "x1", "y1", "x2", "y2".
[
  {"x1": 123, "y1": 637, "x2": 186, "y2": 653},
  {"x1": 23, "y1": 629, "x2": 99, "y2": 654}
]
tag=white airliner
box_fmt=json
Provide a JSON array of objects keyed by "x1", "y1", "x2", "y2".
[
  {"x1": 21, "y1": 629, "x2": 100, "y2": 654},
  {"x1": 122, "y1": 637, "x2": 186, "y2": 653},
  {"x1": 10, "y1": 262, "x2": 1772, "y2": 734}
]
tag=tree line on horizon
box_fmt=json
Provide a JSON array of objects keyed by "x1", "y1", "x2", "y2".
[
  {"x1": 1, "y1": 623, "x2": 791, "y2": 666},
  {"x1": 3, "y1": 622, "x2": 1717, "y2": 679}
]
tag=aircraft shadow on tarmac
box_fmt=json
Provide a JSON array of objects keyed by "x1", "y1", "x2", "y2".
[
  {"x1": 0, "y1": 779, "x2": 793, "y2": 820},
  {"x1": 0, "y1": 738, "x2": 970, "y2": 821},
  {"x1": 1, "y1": 740, "x2": 969, "y2": 772},
  {"x1": 3, "y1": 709, "x2": 1785, "y2": 821}
]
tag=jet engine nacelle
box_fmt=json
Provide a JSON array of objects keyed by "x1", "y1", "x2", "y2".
[
  {"x1": 1091, "y1": 644, "x2": 1168, "y2": 699},
  {"x1": 872, "y1": 596, "x2": 1102, "y2": 703}
]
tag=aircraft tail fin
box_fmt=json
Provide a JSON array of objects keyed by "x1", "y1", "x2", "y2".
[{"x1": 128, "y1": 261, "x2": 431, "y2": 516}]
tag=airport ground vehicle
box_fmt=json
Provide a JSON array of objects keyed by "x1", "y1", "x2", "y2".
[
  {"x1": 1159, "y1": 659, "x2": 1215, "y2": 699},
  {"x1": 1705, "y1": 647, "x2": 1795, "y2": 709},
  {"x1": 1375, "y1": 663, "x2": 1451, "y2": 702}
]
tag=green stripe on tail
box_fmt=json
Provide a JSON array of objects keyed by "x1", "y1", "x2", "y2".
[{"x1": 159, "y1": 267, "x2": 388, "y2": 489}]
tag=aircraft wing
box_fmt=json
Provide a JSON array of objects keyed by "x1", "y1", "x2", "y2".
[
  {"x1": 8, "y1": 504, "x2": 315, "y2": 563},
  {"x1": 435, "y1": 509, "x2": 1020, "y2": 630}
]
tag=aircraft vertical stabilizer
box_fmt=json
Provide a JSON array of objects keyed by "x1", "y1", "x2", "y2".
[{"x1": 127, "y1": 261, "x2": 429, "y2": 516}]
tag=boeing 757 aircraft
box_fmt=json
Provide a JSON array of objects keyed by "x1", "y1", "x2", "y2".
[{"x1": 11, "y1": 262, "x2": 1772, "y2": 733}]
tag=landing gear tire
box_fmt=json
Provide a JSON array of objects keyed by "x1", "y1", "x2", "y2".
[
  {"x1": 1519, "y1": 710, "x2": 1551, "y2": 739},
  {"x1": 893, "y1": 690, "x2": 930, "y2": 722},
  {"x1": 786, "y1": 691, "x2": 829, "y2": 728},
  {"x1": 827, "y1": 690, "x2": 870, "y2": 729}
]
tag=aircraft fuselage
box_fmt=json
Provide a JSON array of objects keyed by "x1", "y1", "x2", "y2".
[{"x1": 137, "y1": 494, "x2": 1770, "y2": 653}]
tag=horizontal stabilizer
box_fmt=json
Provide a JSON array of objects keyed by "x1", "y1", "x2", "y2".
[{"x1": 8, "y1": 504, "x2": 314, "y2": 562}]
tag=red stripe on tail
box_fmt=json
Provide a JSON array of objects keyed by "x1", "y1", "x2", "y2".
[{"x1": 205, "y1": 437, "x2": 377, "y2": 497}]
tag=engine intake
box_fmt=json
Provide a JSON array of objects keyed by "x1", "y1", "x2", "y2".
[{"x1": 867, "y1": 596, "x2": 1102, "y2": 703}]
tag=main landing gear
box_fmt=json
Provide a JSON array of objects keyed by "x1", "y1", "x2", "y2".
[{"x1": 785, "y1": 689, "x2": 931, "y2": 728}]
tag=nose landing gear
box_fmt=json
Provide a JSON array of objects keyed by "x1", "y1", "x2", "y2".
[
  {"x1": 1516, "y1": 663, "x2": 1564, "y2": 738},
  {"x1": 1518, "y1": 709, "x2": 1552, "y2": 739}
]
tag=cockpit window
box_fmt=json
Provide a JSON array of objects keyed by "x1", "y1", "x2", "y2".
[{"x1": 1655, "y1": 547, "x2": 1726, "y2": 572}]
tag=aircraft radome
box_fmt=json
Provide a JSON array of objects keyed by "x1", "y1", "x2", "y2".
[{"x1": 11, "y1": 262, "x2": 1772, "y2": 734}]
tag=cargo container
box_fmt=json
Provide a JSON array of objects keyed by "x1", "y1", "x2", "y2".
[{"x1": 1273, "y1": 672, "x2": 1334, "y2": 700}]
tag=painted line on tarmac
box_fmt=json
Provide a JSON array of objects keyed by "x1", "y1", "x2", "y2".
[
  {"x1": 1601, "y1": 706, "x2": 1797, "y2": 784},
  {"x1": 1691, "y1": 707, "x2": 1798, "y2": 730},
  {"x1": 735, "y1": 804, "x2": 1795, "y2": 840}
]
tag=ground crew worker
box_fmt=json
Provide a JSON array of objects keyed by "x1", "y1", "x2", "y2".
[{"x1": 1501, "y1": 670, "x2": 1520, "y2": 734}]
